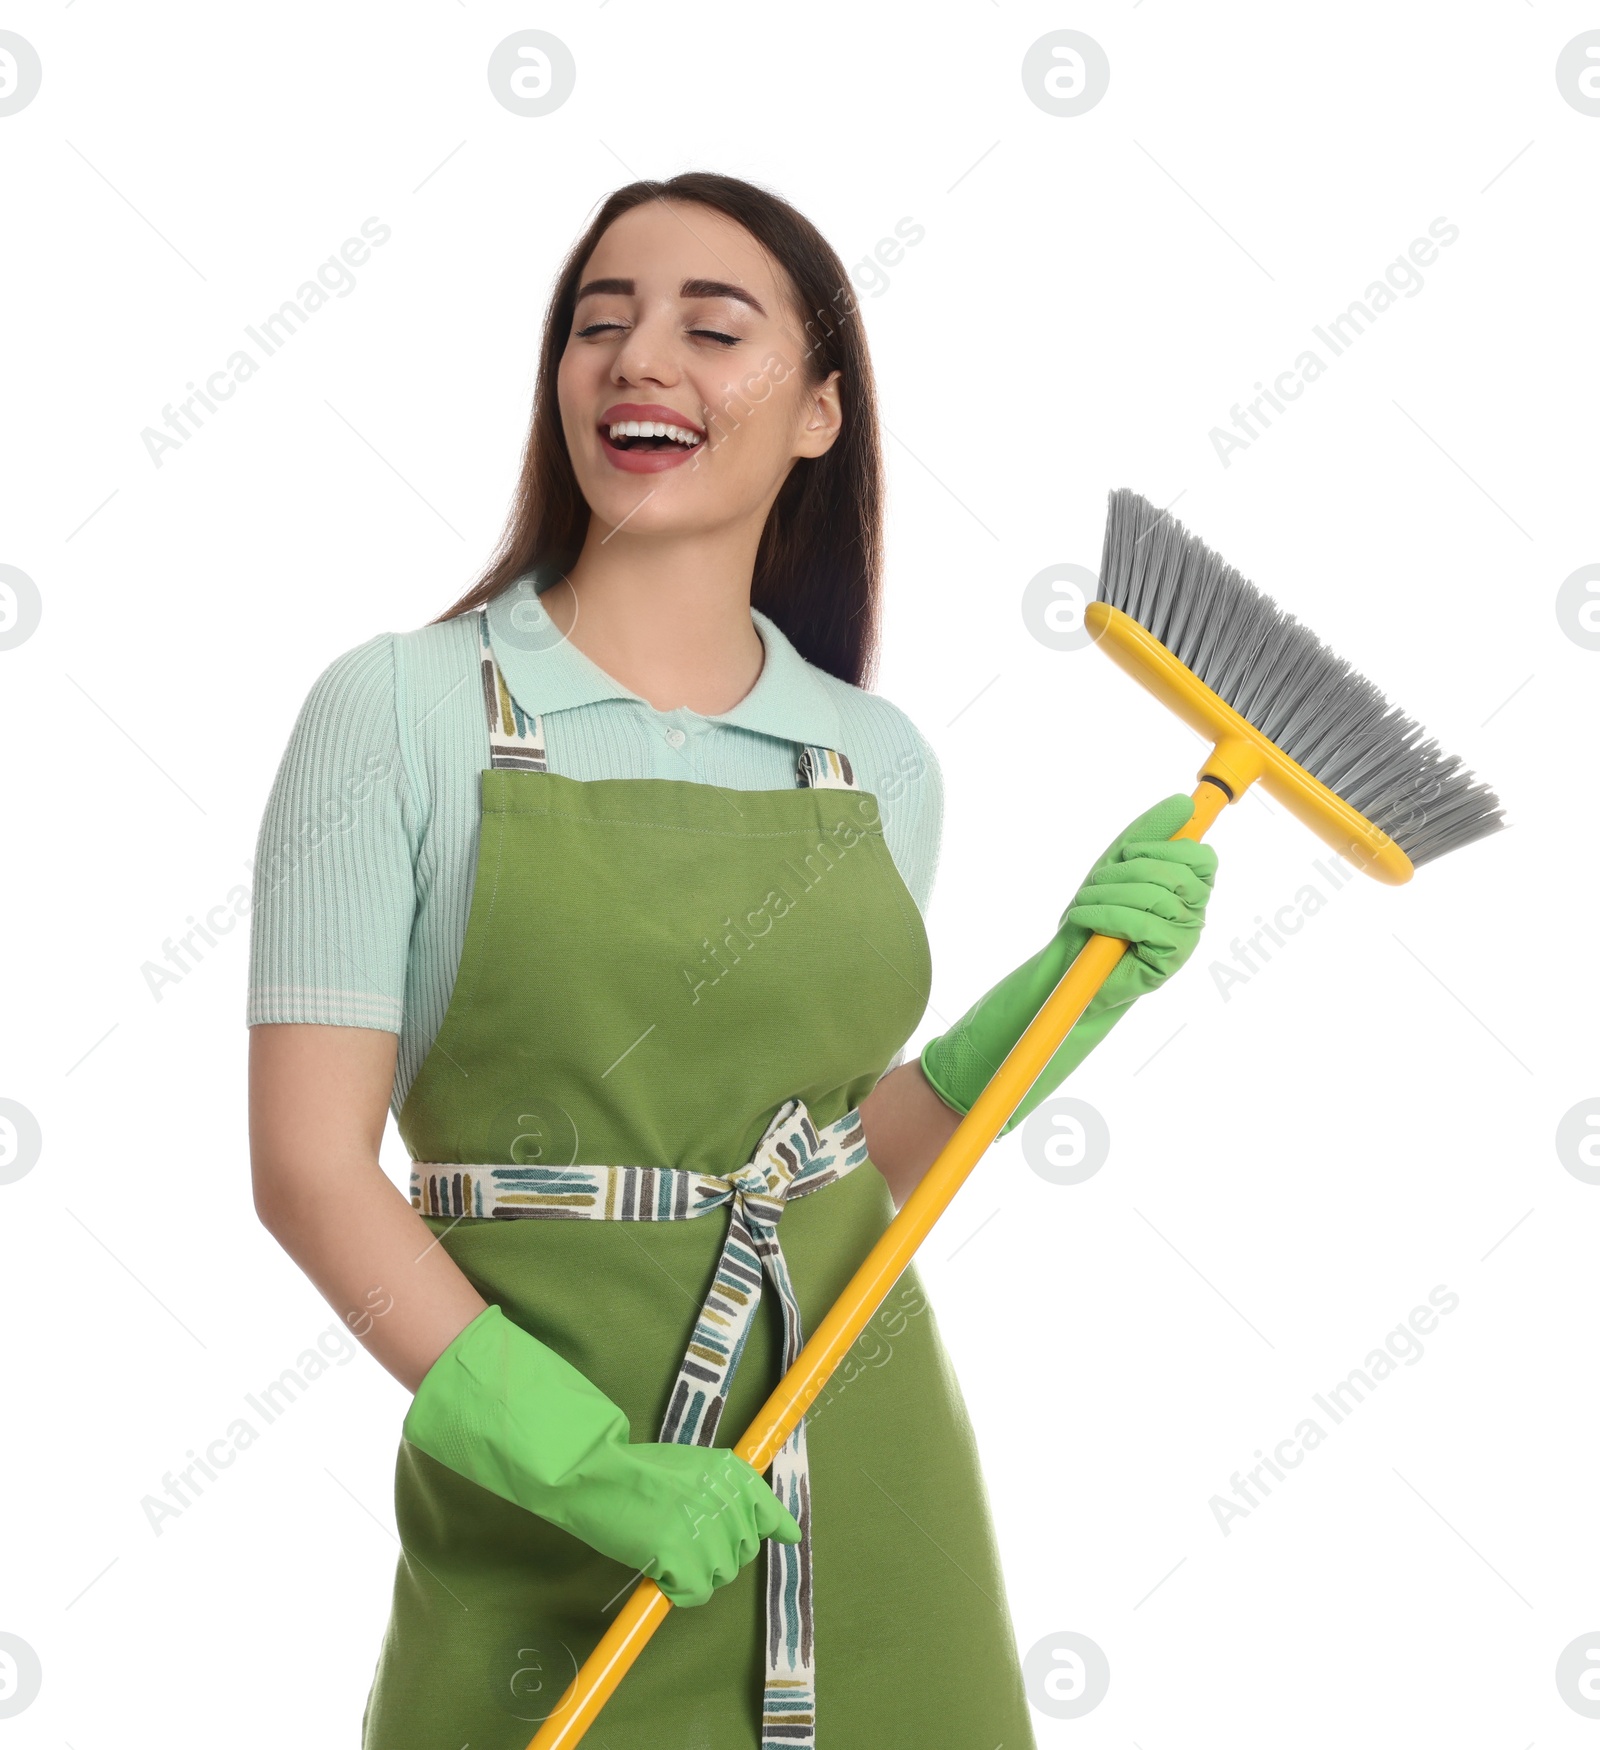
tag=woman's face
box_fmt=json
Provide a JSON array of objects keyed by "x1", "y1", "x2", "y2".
[{"x1": 556, "y1": 199, "x2": 841, "y2": 545}]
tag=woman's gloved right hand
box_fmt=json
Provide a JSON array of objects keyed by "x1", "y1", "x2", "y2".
[{"x1": 402, "y1": 1303, "x2": 801, "y2": 1608}]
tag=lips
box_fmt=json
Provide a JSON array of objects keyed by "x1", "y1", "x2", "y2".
[
  {"x1": 600, "y1": 401, "x2": 706, "y2": 437},
  {"x1": 596, "y1": 401, "x2": 706, "y2": 473}
]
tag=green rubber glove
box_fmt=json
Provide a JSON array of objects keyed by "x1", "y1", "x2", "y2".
[
  {"x1": 401, "y1": 1303, "x2": 801, "y2": 1608},
  {"x1": 919, "y1": 794, "x2": 1219, "y2": 1136}
]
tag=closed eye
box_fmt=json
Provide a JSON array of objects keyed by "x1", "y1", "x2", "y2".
[{"x1": 575, "y1": 321, "x2": 740, "y2": 347}]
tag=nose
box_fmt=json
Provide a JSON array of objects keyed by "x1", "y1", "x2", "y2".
[{"x1": 610, "y1": 309, "x2": 681, "y2": 389}]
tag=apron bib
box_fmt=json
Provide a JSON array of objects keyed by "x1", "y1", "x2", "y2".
[{"x1": 360, "y1": 608, "x2": 1036, "y2": 1749}]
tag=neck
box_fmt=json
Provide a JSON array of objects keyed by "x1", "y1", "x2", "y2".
[{"x1": 542, "y1": 525, "x2": 767, "y2": 716}]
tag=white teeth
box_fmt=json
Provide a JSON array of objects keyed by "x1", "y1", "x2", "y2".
[{"x1": 607, "y1": 419, "x2": 701, "y2": 446}]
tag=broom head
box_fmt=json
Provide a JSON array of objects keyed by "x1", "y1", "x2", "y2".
[{"x1": 1090, "y1": 488, "x2": 1506, "y2": 885}]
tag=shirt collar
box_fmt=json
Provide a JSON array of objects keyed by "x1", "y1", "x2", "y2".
[{"x1": 485, "y1": 569, "x2": 843, "y2": 749}]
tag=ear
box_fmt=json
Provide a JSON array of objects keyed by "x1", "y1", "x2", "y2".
[{"x1": 793, "y1": 369, "x2": 843, "y2": 461}]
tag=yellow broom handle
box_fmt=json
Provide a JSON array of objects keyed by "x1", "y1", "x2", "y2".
[{"x1": 523, "y1": 776, "x2": 1232, "y2": 1750}]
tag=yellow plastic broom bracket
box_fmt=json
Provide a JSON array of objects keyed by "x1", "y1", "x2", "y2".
[
  {"x1": 1084, "y1": 601, "x2": 1414, "y2": 884},
  {"x1": 1199, "y1": 733, "x2": 1267, "y2": 801}
]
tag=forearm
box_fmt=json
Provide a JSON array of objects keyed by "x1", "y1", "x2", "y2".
[
  {"x1": 858, "y1": 1059, "x2": 963, "y2": 1210},
  {"x1": 248, "y1": 1022, "x2": 484, "y2": 1395},
  {"x1": 254, "y1": 1151, "x2": 487, "y2": 1394}
]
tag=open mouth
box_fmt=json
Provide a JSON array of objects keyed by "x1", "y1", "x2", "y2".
[{"x1": 599, "y1": 420, "x2": 705, "y2": 455}]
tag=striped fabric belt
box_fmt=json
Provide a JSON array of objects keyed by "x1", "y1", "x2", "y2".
[{"x1": 411, "y1": 1096, "x2": 871, "y2": 1749}]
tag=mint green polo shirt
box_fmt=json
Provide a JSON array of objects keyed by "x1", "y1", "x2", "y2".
[{"x1": 247, "y1": 573, "x2": 945, "y2": 1115}]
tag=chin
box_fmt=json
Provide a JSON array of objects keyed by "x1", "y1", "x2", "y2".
[
  {"x1": 579, "y1": 467, "x2": 728, "y2": 525},
  {"x1": 584, "y1": 496, "x2": 712, "y2": 539}
]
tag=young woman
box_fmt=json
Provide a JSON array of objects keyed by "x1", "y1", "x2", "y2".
[{"x1": 247, "y1": 171, "x2": 1218, "y2": 1749}]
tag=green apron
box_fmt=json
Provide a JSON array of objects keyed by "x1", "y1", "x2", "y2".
[{"x1": 360, "y1": 605, "x2": 1037, "y2": 1749}]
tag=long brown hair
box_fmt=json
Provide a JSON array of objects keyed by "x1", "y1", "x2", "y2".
[{"x1": 432, "y1": 172, "x2": 884, "y2": 689}]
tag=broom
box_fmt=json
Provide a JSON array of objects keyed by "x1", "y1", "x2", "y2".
[{"x1": 520, "y1": 487, "x2": 1506, "y2": 1749}]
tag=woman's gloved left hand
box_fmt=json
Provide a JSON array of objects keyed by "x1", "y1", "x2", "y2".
[{"x1": 919, "y1": 794, "x2": 1219, "y2": 1137}]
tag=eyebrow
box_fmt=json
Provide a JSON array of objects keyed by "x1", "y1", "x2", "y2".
[{"x1": 573, "y1": 276, "x2": 767, "y2": 318}]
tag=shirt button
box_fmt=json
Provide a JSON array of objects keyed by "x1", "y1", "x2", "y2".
[{"x1": 664, "y1": 727, "x2": 686, "y2": 748}]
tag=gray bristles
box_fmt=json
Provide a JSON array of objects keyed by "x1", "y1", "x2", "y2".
[{"x1": 1098, "y1": 488, "x2": 1506, "y2": 868}]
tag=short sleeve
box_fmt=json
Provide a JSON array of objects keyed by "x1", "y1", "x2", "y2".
[
  {"x1": 885, "y1": 715, "x2": 944, "y2": 917},
  {"x1": 845, "y1": 699, "x2": 943, "y2": 918},
  {"x1": 856, "y1": 706, "x2": 943, "y2": 1077},
  {"x1": 246, "y1": 632, "x2": 418, "y2": 1032}
]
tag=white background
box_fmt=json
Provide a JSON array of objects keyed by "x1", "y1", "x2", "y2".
[{"x1": 3, "y1": 3, "x2": 1596, "y2": 1745}]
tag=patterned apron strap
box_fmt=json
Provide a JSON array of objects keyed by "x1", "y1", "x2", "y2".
[
  {"x1": 479, "y1": 606, "x2": 548, "y2": 771},
  {"x1": 795, "y1": 742, "x2": 855, "y2": 789},
  {"x1": 409, "y1": 1107, "x2": 865, "y2": 1221}
]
